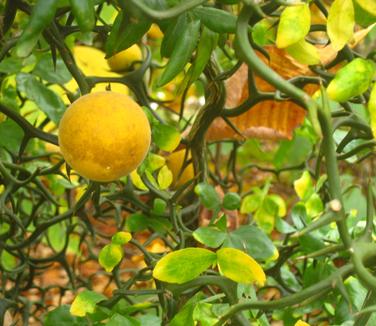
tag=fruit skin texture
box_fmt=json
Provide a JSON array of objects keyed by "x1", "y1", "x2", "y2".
[
  {"x1": 58, "y1": 92, "x2": 151, "y2": 182},
  {"x1": 107, "y1": 44, "x2": 142, "y2": 72}
]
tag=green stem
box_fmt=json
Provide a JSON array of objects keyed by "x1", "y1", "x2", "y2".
[
  {"x1": 214, "y1": 264, "x2": 353, "y2": 325},
  {"x1": 235, "y1": 5, "x2": 321, "y2": 137},
  {"x1": 128, "y1": 0, "x2": 207, "y2": 20},
  {"x1": 355, "y1": 291, "x2": 376, "y2": 326},
  {"x1": 317, "y1": 93, "x2": 352, "y2": 249}
]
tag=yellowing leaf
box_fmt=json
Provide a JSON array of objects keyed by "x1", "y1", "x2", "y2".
[
  {"x1": 153, "y1": 248, "x2": 217, "y2": 284},
  {"x1": 98, "y1": 243, "x2": 123, "y2": 272},
  {"x1": 294, "y1": 171, "x2": 314, "y2": 201},
  {"x1": 111, "y1": 231, "x2": 132, "y2": 245},
  {"x1": 276, "y1": 4, "x2": 311, "y2": 48},
  {"x1": 327, "y1": 0, "x2": 355, "y2": 51},
  {"x1": 130, "y1": 170, "x2": 148, "y2": 190},
  {"x1": 368, "y1": 83, "x2": 376, "y2": 138},
  {"x1": 286, "y1": 39, "x2": 320, "y2": 65},
  {"x1": 153, "y1": 124, "x2": 181, "y2": 152},
  {"x1": 295, "y1": 320, "x2": 311, "y2": 326},
  {"x1": 70, "y1": 290, "x2": 106, "y2": 317},
  {"x1": 157, "y1": 165, "x2": 173, "y2": 189},
  {"x1": 217, "y1": 248, "x2": 266, "y2": 286},
  {"x1": 356, "y1": 0, "x2": 376, "y2": 16}
]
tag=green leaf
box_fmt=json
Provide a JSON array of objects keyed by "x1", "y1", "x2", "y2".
[
  {"x1": 268, "y1": 194, "x2": 286, "y2": 217},
  {"x1": 153, "y1": 123, "x2": 181, "y2": 152},
  {"x1": 16, "y1": 73, "x2": 66, "y2": 123},
  {"x1": 48, "y1": 222, "x2": 66, "y2": 252},
  {"x1": 126, "y1": 213, "x2": 149, "y2": 232},
  {"x1": 153, "y1": 248, "x2": 217, "y2": 284},
  {"x1": 216, "y1": 248, "x2": 266, "y2": 285},
  {"x1": 327, "y1": 0, "x2": 355, "y2": 51},
  {"x1": 327, "y1": 58, "x2": 375, "y2": 102},
  {"x1": 15, "y1": 0, "x2": 60, "y2": 57},
  {"x1": 105, "y1": 11, "x2": 151, "y2": 57},
  {"x1": 0, "y1": 57, "x2": 23, "y2": 74},
  {"x1": 70, "y1": 290, "x2": 106, "y2": 317},
  {"x1": 69, "y1": 0, "x2": 95, "y2": 33},
  {"x1": 44, "y1": 305, "x2": 89, "y2": 326},
  {"x1": 145, "y1": 153, "x2": 166, "y2": 172},
  {"x1": 193, "y1": 7, "x2": 237, "y2": 33},
  {"x1": 152, "y1": 198, "x2": 167, "y2": 215},
  {"x1": 111, "y1": 232, "x2": 132, "y2": 245},
  {"x1": 291, "y1": 203, "x2": 308, "y2": 230},
  {"x1": 106, "y1": 313, "x2": 140, "y2": 326},
  {"x1": 252, "y1": 18, "x2": 276, "y2": 47},
  {"x1": 194, "y1": 183, "x2": 221, "y2": 211},
  {"x1": 158, "y1": 165, "x2": 173, "y2": 189},
  {"x1": 222, "y1": 192, "x2": 241, "y2": 210},
  {"x1": 294, "y1": 171, "x2": 314, "y2": 201},
  {"x1": 354, "y1": 0, "x2": 376, "y2": 27},
  {"x1": 240, "y1": 188, "x2": 263, "y2": 213},
  {"x1": 137, "y1": 314, "x2": 162, "y2": 326},
  {"x1": 254, "y1": 197, "x2": 279, "y2": 234},
  {"x1": 1, "y1": 250, "x2": 17, "y2": 271},
  {"x1": 222, "y1": 225, "x2": 277, "y2": 261},
  {"x1": 193, "y1": 302, "x2": 219, "y2": 326},
  {"x1": 305, "y1": 193, "x2": 324, "y2": 218},
  {"x1": 98, "y1": 243, "x2": 123, "y2": 272},
  {"x1": 276, "y1": 4, "x2": 311, "y2": 48},
  {"x1": 193, "y1": 226, "x2": 227, "y2": 248},
  {"x1": 170, "y1": 292, "x2": 205, "y2": 326},
  {"x1": 0, "y1": 119, "x2": 24, "y2": 153},
  {"x1": 181, "y1": 26, "x2": 218, "y2": 90},
  {"x1": 33, "y1": 54, "x2": 72, "y2": 84},
  {"x1": 275, "y1": 217, "x2": 296, "y2": 234},
  {"x1": 161, "y1": 14, "x2": 188, "y2": 58},
  {"x1": 158, "y1": 16, "x2": 200, "y2": 86},
  {"x1": 286, "y1": 39, "x2": 320, "y2": 65}
]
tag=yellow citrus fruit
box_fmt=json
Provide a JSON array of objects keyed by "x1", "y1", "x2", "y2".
[
  {"x1": 58, "y1": 92, "x2": 151, "y2": 182},
  {"x1": 107, "y1": 44, "x2": 143, "y2": 72},
  {"x1": 166, "y1": 149, "x2": 194, "y2": 187},
  {"x1": 147, "y1": 24, "x2": 164, "y2": 39}
]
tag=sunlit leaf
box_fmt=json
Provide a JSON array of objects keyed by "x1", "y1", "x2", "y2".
[
  {"x1": 153, "y1": 124, "x2": 181, "y2": 152},
  {"x1": 158, "y1": 165, "x2": 173, "y2": 189},
  {"x1": 153, "y1": 248, "x2": 217, "y2": 284},
  {"x1": 217, "y1": 248, "x2": 266, "y2": 286},
  {"x1": 294, "y1": 171, "x2": 314, "y2": 201},
  {"x1": 111, "y1": 232, "x2": 132, "y2": 245},
  {"x1": 70, "y1": 290, "x2": 106, "y2": 317},
  {"x1": 276, "y1": 4, "x2": 311, "y2": 48},
  {"x1": 327, "y1": 0, "x2": 355, "y2": 51},
  {"x1": 368, "y1": 83, "x2": 376, "y2": 139},
  {"x1": 286, "y1": 39, "x2": 320, "y2": 65},
  {"x1": 355, "y1": 0, "x2": 376, "y2": 16},
  {"x1": 44, "y1": 305, "x2": 88, "y2": 326},
  {"x1": 98, "y1": 243, "x2": 123, "y2": 272},
  {"x1": 327, "y1": 58, "x2": 375, "y2": 102}
]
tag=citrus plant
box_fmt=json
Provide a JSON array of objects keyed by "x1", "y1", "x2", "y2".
[{"x1": 0, "y1": 0, "x2": 375, "y2": 326}]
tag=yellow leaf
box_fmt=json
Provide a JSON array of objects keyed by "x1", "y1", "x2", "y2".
[
  {"x1": 286, "y1": 39, "x2": 320, "y2": 65},
  {"x1": 217, "y1": 248, "x2": 266, "y2": 286},
  {"x1": 276, "y1": 4, "x2": 311, "y2": 48},
  {"x1": 295, "y1": 320, "x2": 311, "y2": 326},
  {"x1": 368, "y1": 83, "x2": 376, "y2": 139},
  {"x1": 130, "y1": 170, "x2": 148, "y2": 190},
  {"x1": 327, "y1": 0, "x2": 355, "y2": 51},
  {"x1": 157, "y1": 165, "x2": 173, "y2": 190},
  {"x1": 356, "y1": 0, "x2": 376, "y2": 16}
]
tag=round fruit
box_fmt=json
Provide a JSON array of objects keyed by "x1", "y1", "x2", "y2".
[
  {"x1": 107, "y1": 44, "x2": 142, "y2": 72},
  {"x1": 58, "y1": 92, "x2": 151, "y2": 182}
]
